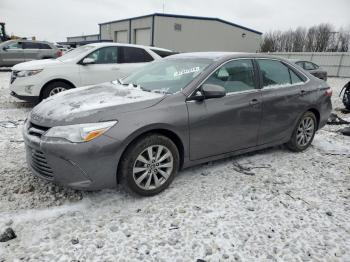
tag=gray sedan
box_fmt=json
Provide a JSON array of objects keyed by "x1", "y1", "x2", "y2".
[
  {"x1": 292, "y1": 60, "x2": 327, "y2": 81},
  {"x1": 23, "y1": 53, "x2": 332, "y2": 196}
]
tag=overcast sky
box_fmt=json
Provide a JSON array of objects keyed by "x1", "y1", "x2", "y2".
[{"x1": 1, "y1": 0, "x2": 349, "y2": 42}]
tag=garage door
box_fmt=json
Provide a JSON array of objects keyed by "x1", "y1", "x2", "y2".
[
  {"x1": 134, "y1": 28, "x2": 151, "y2": 46},
  {"x1": 114, "y1": 30, "x2": 128, "y2": 43}
]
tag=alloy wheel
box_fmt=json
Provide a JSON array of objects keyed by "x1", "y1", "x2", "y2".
[
  {"x1": 133, "y1": 145, "x2": 174, "y2": 190},
  {"x1": 49, "y1": 87, "x2": 67, "y2": 96},
  {"x1": 296, "y1": 116, "x2": 315, "y2": 147}
]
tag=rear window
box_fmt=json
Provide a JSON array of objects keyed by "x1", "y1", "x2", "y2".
[
  {"x1": 119, "y1": 47, "x2": 154, "y2": 63},
  {"x1": 39, "y1": 43, "x2": 51, "y2": 49},
  {"x1": 151, "y1": 49, "x2": 177, "y2": 58}
]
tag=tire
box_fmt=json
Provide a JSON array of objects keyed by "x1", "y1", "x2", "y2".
[
  {"x1": 41, "y1": 81, "x2": 72, "y2": 100},
  {"x1": 119, "y1": 134, "x2": 180, "y2": 196},
  {"x1": 286, "y1": 111, "x2": 317, "y2": 152}
]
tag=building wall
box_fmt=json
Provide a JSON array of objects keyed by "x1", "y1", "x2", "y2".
[
  {"x1": 67, "y1": 34, "x2": 99, "y2": 42},
  {"x1": 154, "y1": 16, "x2": 261, "y2": 52},
  {"x1": 100, "y1": 17, "x2": 153, "y2": 44}
]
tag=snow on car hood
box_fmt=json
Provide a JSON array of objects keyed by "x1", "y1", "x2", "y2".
[
  {"x1": 30, "y1": 82, "x2": 164, "y2": 127},
  {"x1": 12, "y1": 59, "x2": 62, "y2": 71}
]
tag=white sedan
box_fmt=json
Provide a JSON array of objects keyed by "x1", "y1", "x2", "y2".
[{"x1": 9, "y1": 42, "x2": 174, "y2": 102}]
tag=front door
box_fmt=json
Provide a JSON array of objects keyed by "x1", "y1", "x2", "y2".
[
  {"x1": 187, "y1": 59, "x2": 262, "y2": 160},
  {"x1": 79, "y1": 46, "x2": 121, "y2": 86},
  {"x1": 1, "y1": 41, "x2": 24, "y2": 66}
]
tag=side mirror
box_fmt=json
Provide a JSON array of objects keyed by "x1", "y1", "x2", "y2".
[
  {"x1": 81, "y1": 57, "x2": 95, "y2": 65},
  {"x1": 2, "y1": 46, "x2": 9, "y2": 51},
  {"x1": 187, "y1": 84, "x2": 226, "y2": 101},
  {"x1": 202, "y1": 84, "x2": 226, "y2": 99}
]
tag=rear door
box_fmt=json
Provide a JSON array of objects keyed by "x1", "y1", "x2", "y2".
[
  {"x1": 256, "y1": 59, "x2": 306, "y2": 145},
  {"x1": 116, "y1": 46, "x2": 154, "y2": 78},
  {"x1": 22, "y1": 42, "x2": 40, "y2": 61},
  {"x1": 187, "y1": 59, "x2": 262, "y2": 160},
  {"x1": 79, "y1": 46, "x2": 120, "y2": 85}
]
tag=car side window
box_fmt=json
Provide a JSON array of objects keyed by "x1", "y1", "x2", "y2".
[
  {"x1": 39, "y1": 43, "x2": 51, "y2": 49},
  {"x1": 204, "y1": 59, "x2": 256, "y2": 94},
  {"x1": 119, "y1": 47, "x2": 154, "y2": 63},
  {"x1": 257, "y1": 59, "x2": 296, "y2": 88},
  {"x1": 295, "y1": 61, "x2": 304, "y2": 68},
  {"x1": 304, "y1": 62, "x2": 316, "y2": 70},
  {"x1": 23, "y1": 42, "x2": 40, "y2": 49},
  {"x1": 289, "y1": 69, "x2": 304, "y2": 84},
  {"x1": 6, "y1": 42, "x2": 23, "y2": 49},
  {"x1": 85, "y1": 47, "x2": 118, "y2": 64}
]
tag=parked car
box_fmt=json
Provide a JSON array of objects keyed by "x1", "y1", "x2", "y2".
[
  {"x1": 23, "y1": 53, "x2": 332, "y2": 196},
  {"x1": 291, "y1": 60, "x2": 327, "y2": 81},
  {"x1": 55, "y1": 44, "x2": 72, "y2": 54},
  {"x1": 10, "y1": 43, "x2": 175, "y2": 102},
  {"x1": 0, "y1": 40, "x2": 61, "y2": 67}
]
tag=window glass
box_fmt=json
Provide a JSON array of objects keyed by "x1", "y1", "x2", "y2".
[
  {"x1": 295, "y1": 61, "x2": 304, "y2": 68},
  {"x1": 6, "y1": 42, "x2": 22, "y2": 49},
  {"x1": 151, "y1": 49, "x2": 177, "y2": 58},
  {"x1": 85, "y1": 46, "x2": 118, "y2": 64},
  {"x1": 23, "y1": 42, "x2": 40, "y2": 49},
  {"x1": 205, "y1": 59, "x2": 256, "y2": 93},
  {"x1": 58, "y1": 45, "x2": 94, "y2": 62},
  {"x1": 39, "y1": 43, "x2": 51, "y2": 49},
  {"x1": 304, "y1": 62, "x2": 316, "y2": 70},
  {"x1": 257, "y1": 59, "x2": 292, "y2": 88},
  {"x1": 289, "y1": 69, "x2": 304, "y2": 84},
  {"x1": 120, "y1": 47, "x2": 154, "y2": 63},
  {"x1": 121, "y1": 58, "x2": 212, "y2": 94}
]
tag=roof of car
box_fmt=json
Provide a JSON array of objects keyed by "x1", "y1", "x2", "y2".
[
  {"x1": 167, "y1": 52, "x2": 282, "y2": 60},
  {"x1": 85, "y1": 42, "x2": 173, "y2": 52}
]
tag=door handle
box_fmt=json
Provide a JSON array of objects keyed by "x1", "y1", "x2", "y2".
[
  {"x1": 300, "y1": 90, "x2": 306, "y2": 96},
  {"x1": 249, "y1": 99, "x2": 259, "y2": 106}
]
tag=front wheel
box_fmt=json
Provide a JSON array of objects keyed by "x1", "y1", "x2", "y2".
[
  {"x1": 286, "y1": 111, "x2": 317, "y2": 152},
  {"x1": 119, "y1": 134, "x2": 180, "y2": 196},
  {"x1": 41, "y1": 81, "x2": 72, "y2": 100}
]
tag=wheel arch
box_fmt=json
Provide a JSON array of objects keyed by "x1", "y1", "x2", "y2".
[
  {"x1": 307, "y1": 107, "x2": 320, "y2": 129},
  {"x1": 40, "y1": 79, "x2": 76, "y2": 100},
  {"x1": 116, "y1": 127, "x2": 185, "y2": 184}
]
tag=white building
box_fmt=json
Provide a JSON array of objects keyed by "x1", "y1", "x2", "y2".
[{"x1": 98, "y1": 13, "x2": 262, "y2": 52}]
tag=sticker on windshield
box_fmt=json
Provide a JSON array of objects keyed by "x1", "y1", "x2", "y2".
[{"x1": 174, "y1": 67, "x2": 200, "y2": 77}]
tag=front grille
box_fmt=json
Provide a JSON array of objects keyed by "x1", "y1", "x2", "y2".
[
  {"x1": 28, "y1": 122, "x2": 50, "y2": 138},
  {"x1": 30, "y1": 149, "x2": 54, "y2": 179}
]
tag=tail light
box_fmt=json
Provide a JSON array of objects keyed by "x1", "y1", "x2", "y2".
[
  {"x1": 56, "y1": 50, "x2": 62, "y2": 57},
  {"x1": 324, "y1": 87, "x2": 332, "y2": 97}
]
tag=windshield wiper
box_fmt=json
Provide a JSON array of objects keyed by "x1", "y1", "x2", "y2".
[{"x1": 121, "y1": 81, "x2": 151, "y2": 92}]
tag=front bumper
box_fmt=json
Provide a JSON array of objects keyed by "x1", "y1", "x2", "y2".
[
  {"x1": 10, "y1": 71, "x2": 43, "y2": 98},
  {"x1": 10, "y1": 91, "x2": 39, "y2": 103},
  {"x1": 23, "y1": 121, "x2": 123, "y2": 190}
]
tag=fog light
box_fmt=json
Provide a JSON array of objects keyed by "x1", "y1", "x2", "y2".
[{"x1": 25, "y1": 85, "x2": 34, "y2": 94}]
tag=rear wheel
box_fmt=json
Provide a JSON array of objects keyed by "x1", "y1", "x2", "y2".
[
  {"x1": 119, "y1": 134, "x2": 180, "y2": 196},
  {"x1": 41, "y1": 81, "x2": 72, "y2": 100},
  {"x1": 286, "y1": 111, "x2": 317, "y2": 152}
]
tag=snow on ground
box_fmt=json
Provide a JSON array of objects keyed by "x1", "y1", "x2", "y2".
[{"x1": 0, "y1": 72, "x2": 349, "y2": 261}]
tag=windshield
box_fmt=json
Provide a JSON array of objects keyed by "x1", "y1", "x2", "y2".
[
  {"x1": 120, "y1": 58, "x2": 213, "y2": 94},
  {"x1": 58, "y1": 45, "x2": 95, "y2": 62}
]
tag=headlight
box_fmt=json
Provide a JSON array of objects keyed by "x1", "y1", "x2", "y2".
[
  {"x1": 44, "y1": 121, "x2": 117, "y2": 143},
  {"x1": 16, "y1": 69, "x2": 43, "y2": 77}
]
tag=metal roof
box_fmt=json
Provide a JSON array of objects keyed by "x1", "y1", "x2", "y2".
[{"x1": 99, "y1": 13, "x2": 262, "y2": 35}]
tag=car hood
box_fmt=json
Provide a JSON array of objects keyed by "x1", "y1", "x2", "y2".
[
  {"x1": 12, "y1": 59, "x2": 62, "y2": 70},
  {"x1": 29, "y1": 82, "x2": 165, "y2": 127}
]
